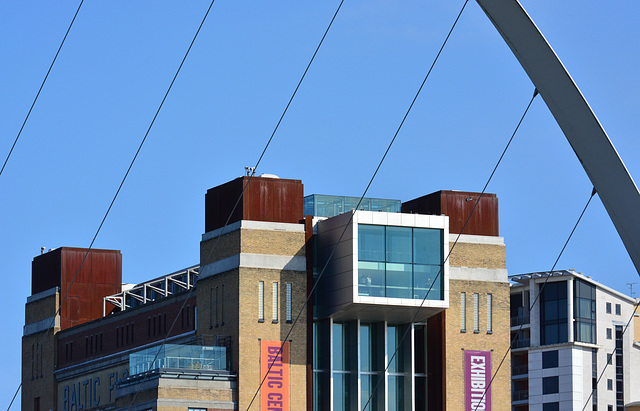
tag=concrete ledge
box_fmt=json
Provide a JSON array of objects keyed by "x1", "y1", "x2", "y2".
[
  {"x1": 26, "y1": 286, "x2": 58, "y2": 304},
  {"x1": 202, "y1": 220, "x2": 305, "y2": 241},
  {"x1": 24, "y1": 315, "x2": 59, "y2": 336},
  {"x1": 450, "y1": 233, "x2": 505, "y2": 246},
  {"x1": 449, "y1": 267, "x2": 509, "y2": 283},
  {"x1": 200, "y1": 254, "x2": 307, "y2": 279}
]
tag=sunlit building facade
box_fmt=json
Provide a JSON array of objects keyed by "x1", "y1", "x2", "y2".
[
  {"x1": 510, "y1": 270, "x2": 640, "y2": 411},
  {"x1": 22, "y1": 175, "x2": 512, "y2": 410}
]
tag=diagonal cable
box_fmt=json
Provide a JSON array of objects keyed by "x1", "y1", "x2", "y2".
[
  {"x1": 581, "y1": 301, "x2": 639, "y2": 411},
  {"x1": 7, "y1": 1, "x2": 217, "y2": 409},
  {"x1": 128, "y1": 1, "x2": 346, "y2": 409},
  {"x1": 363, "y1": 87, "x2": 538, "y2": 410},
  {"x1": 248, "y1": 1, "x2": 471, "y2": 409},
  {"x1": 472, "y1": 187, "x2": 597, "y2": 411},
  {"x1": 1, "y1": 1, "x2": 85, "y2": 179},
  {"x1": 202, "y1": 0, "x2": 346, "y2": 267}
]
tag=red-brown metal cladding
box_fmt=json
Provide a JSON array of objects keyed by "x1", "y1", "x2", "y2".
[
  {"x1": 402, "y1": 190, "x2": 499, "y2": 236},
  {"x1": 32, "y1": 247, "x2": 122, "y2": 330},
  {"x1": 205, "y1": 176, "x2": 304, "y2": 233}
]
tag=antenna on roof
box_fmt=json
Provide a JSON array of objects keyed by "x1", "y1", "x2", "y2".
[{"x1": 627, "y1": 282, "x2": 637, "y2": 298}]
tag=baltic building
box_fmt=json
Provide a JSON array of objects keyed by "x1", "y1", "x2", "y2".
[{"x1": 23, "y1": 175, "x2": 512, "y2": 410}]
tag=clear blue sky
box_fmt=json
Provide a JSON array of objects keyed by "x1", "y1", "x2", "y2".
[{"x1": 1, "y1": 1, "x2": 639, "y2": 406}]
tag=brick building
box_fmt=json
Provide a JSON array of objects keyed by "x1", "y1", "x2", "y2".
[{"x1": 22, "y1": 175, "x2": 511, "y2": 410}]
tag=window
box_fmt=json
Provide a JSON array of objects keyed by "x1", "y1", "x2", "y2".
[
  {"x1": 258, "y1": 281, "x2": 264, "y2": 322},
  {"x1": 606, "y1": 302, "x2": 612, "y2": 314},
  {"x1": 34, "y1": 397, "x2": 40, "y2": 411},
  {"x1": 460, "y1": 292, "x2": 467, "y2": 332},
  {"x1": 473, "y1": 293, "x2": 480, "y2": 333},
  {"x1": 357, "y1": 225, "x2": 443, "y2": 300},
  {"x1": 286, "y1": 283, "x2": 292, "y2": 323},
  {"x1": 215, "y1": 286, "x2": 220, "y2": 326},
  {"x1": 487, "y1": 294, "x2": 493, "y2": 333},
  {"x1": 543, "y1": 376, "x2": 559, "y2": 394},
  {"x1": 221, "y1": 285, "x2": 224, "y2": 325},
  {"x1": 542, "y1": 350, "x2": 559, "y2": 369},
  {"x1": 543, "y1": 403, "x2": 559, "y2": 411},
  {"x1": 607, "y1": 328, "x2": 612, "y2": 339},
  {"x1": 615, "y1": 304, "x2": 621, "y2": 315},
  {"x1": 272, "y1": 282, "x2": 279, "y2": 323},
  {"x1": 607, "y1": 353, "x2": 613, "y2": 364},
  {"x1": 574, "y1": 279, "x2": 596, "y2": 344},
  {"x1": 540, "y1": 281, "x2": 568, "y2": 345},
  {"x1": 209, "y1": 288, "x2": 214, "y2": 328},
  {"x1": 607, "y1": 379, "x2": 613, "y2": 390}
]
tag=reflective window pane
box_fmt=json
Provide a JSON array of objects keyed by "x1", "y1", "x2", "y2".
[
  {"x1": 333, "y1": 373, "x2": 350, "y2": 411},
  {"x1": 387, "y1": 326, "x2": 404, "y2": 373},
  {"x1": 388, "y1": 375, "x2": 404, "y2": 411},
  {"x1": 360, "y1": 324, "x2": 371, "y2": 372},
  {"x1": 359, "y1": 225, "x2": 385, "y2": 261},
  {"x1": 414, "y1": 264, "x2": 442, "y2": 300},
  {"x1": 386, "y1": 227, "x2": 412, "y2": 263},
  {"x1": 358, "y1": 262, "x2": 385, "y2": 297},
  {"x1": 413, "y1": 228, "x2": 442, "y2": 265},
  {"x1": 385, "y1": 263, "x2": 412, "y2": 298}
]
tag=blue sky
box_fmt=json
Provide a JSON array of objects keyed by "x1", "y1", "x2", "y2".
[{"x1": 1, "y1": 1, "x2": 639, "y2": 406}]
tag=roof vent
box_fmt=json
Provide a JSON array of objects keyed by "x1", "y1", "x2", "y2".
[{"x1": 260, "y1": 173, "x2": 280, "y2": 179}]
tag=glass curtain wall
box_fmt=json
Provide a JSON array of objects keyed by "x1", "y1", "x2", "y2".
[
  {"x1": 358, "y1": 225, "x2": 443, "y2": 300},
  {"x1": 314, "y1": 321, "x2": 425, "y2": 411},
  {"x1": 540, "y1": 282, "x2": 568, "y2": 345},
  {"x1": 573, "y1": 279, "x2": 596, "y2": 343}
]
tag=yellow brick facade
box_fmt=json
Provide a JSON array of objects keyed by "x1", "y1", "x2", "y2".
[
  {"x1": 198, "y1": 225, "x2": 308, "y2": 411},
  {"x1": 445, "y1": 241, "x2": 510, "y2": 411},
  {"x1": 449, "y1": 242, "x2": 506, "y2": 270}
]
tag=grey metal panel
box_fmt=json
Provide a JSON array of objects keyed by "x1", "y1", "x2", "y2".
[{"x1": 476, "y1": 0, "x2": 640, "y2": 275}]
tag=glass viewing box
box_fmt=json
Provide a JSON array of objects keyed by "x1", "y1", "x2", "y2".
[
  {"x1": 304, "y1": 194, "x2": 401, "y2": 218},
  {"x1": 129, "y1": 344, "x2": 229, "y2": 376}
]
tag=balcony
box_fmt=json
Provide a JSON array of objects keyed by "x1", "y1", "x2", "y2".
[
  {"x1": 129, "y1": 344, "x2": 229, "y2": 377},
  {"x1": 512, "y1": 337, "x2": 530, "y2": 349},
  {"x1": 511, "y1": 364, "x2": 529, "y2": 376},
  {"x1": 512, "y1": 389, "x2": 529, "y2": 402},
  {"x1": 511, "y1": 314, "x2": 530, "y2": 327}
]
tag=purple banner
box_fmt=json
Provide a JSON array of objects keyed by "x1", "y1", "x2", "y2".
[{"x1": 465, "y1": 350, "x2": 492, "y2": 411}]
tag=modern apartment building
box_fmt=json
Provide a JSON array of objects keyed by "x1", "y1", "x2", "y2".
[
  {"x1": 22, "y1": 175, "x2": 512, "y2": 410},
  {"x1": 510, "y1": 270, "x2": 640, "y2": 411}
]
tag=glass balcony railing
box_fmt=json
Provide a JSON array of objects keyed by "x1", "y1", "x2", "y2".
[
  {"x1": 129, "y1": 344, "x2": 229, "y2": 376},
  {"x1": 511, "y1": 338, "x2": 530, "y2": 349},
  {"x1": 511, "y1": 364, "x2": 529, "y2": 376},
  {"x1": 512, "y1": 389, "x2": 529, "y2": 402},
  {"x1": 511, "y1": 314, "x2": 530, "y2": 327}
]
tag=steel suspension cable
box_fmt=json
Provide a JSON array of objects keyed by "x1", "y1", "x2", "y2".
[
  {"x1": 128, "y1": 2, "x2": 347, "y2": 410},
  {"x1": 248, "y1": 1, "x2": 473, "y2": 409},
  {"x1": 363, "y1": 87, "x2": 539, "y2": 410},
  {"x1": 7, "y1": 1, "x2": 218, "y2": 410},
  {"x1": 580, "y1": 297, "x2": 639, "y2": 410},
  {"x1": 1, "y1": 1, "x2": 85, "y2": 180},
  {"x1": 472, "y1": 187, "x2": 598, "y2": 411}
]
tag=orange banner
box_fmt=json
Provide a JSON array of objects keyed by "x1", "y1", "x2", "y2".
[{"x1": 260, "y1": 340, "x2": 290, "y2": 411}]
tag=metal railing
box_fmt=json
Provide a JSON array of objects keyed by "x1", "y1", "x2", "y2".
[{"x1": 511, "y1": 314, "x2": 530, "y2": 327}]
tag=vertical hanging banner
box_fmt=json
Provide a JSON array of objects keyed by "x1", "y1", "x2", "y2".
[
  {"x1": 465, "y1": 350, "x2": 492, "y2": 411},
  {"x1": 261, "y1": 340, "x2": 290, "y2": 411}
]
